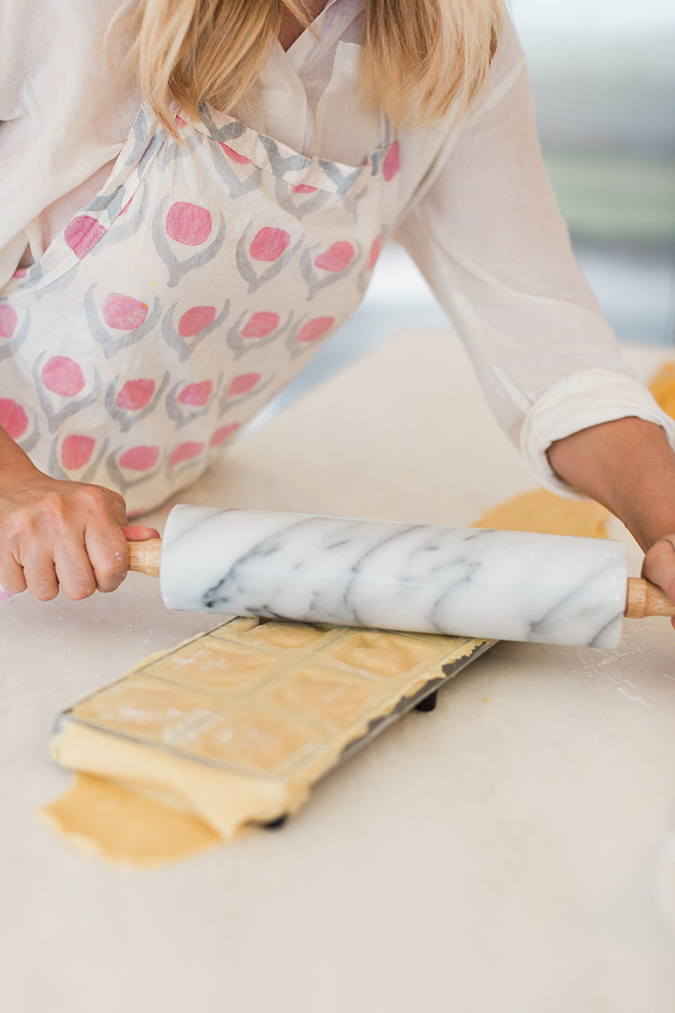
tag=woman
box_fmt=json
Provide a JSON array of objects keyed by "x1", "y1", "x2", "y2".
[{"x1": 1, "y1": 0, "x2": 675, "y2": 615}]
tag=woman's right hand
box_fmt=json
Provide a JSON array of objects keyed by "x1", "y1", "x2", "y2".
[{"x1": 0, "y1": 431, "x2": 151, "y2": 601}]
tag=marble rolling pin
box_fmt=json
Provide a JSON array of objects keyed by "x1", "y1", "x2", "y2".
[{"x1": 126, "y1": 505, "x2": 675, "y2": 650}]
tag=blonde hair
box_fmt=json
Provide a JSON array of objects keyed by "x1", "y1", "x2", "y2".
[{"x1": 110, "y1": 0, "x2": 504, "y2": 139}]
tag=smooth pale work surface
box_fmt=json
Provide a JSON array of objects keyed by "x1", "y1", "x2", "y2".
[
  {"x1": 161, "y1": 505, "x2": 628, "y2": 647},
  {"x1": 3, "y1": 330, "x2": 675, "y2": 1013}
]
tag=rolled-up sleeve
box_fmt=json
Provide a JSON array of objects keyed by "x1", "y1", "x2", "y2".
[{"x1": 394, "y1": 18, "x2": 675, "y2": 497}]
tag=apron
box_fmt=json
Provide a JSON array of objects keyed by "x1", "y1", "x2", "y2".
[{"x1": 0, "y1": 101, "x2": 400, "y2": 515}]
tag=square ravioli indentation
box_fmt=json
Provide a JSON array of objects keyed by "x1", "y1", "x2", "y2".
[
  {"x1": 254, "y1": 664, "x2": 390, "y2": 725},
  {"x1": 196, "y1": 705, "x2": 324, "y2": 774},
  {"x1": 211, "y1": 619, "x2": 330, "y2": 651},
  {"x1": 72, "y1": 675, "x2": 325, "y2": 775},
  {"x1": 140, "y1": 637, "x2": 280, "y2": 693},
  {"x1": 321, "y1": 630, "x2": 446, "y2": 679},
  {"x1": 73, "y1": 675, "x2": 225, "y2": 743}
]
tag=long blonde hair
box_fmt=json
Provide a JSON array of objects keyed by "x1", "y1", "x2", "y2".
[{"x1": 111, "y1": 0, "x2": 504, "y2": 139}]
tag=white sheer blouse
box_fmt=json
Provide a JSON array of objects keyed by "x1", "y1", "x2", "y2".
[{"x1": 1, "y1": 0, "x2": 672, "y2": 495}]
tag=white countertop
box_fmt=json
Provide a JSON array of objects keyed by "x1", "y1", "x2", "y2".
[{"x1": 3, "y1": 330, "x2": 675, "y2": 1012}]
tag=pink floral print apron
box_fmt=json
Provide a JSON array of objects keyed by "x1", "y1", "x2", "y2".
[{"x1": 0, "y1": 102, "x2": 400, "y2": 514}]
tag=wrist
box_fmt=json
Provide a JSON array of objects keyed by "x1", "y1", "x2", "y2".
[
  {"x1": 623, "y1": 505, "x2": 675, "y2": 552},
  {"x1": 548, "y1": 417, "x2": 675, "y2": 552},
  {"x1": 0, "y1": 431, "x2": 43, "y2": 493}
]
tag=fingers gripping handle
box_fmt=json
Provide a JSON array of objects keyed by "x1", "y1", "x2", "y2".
[
  {"x1": 0, "y1": 542, "x2": 163, "y2": 600},
  {"x1": 625, "y1": 577, "x2": 675, "y2": 619},
  {"x1": 127, "y1": 538, "x2": 162, "y2": 578}
]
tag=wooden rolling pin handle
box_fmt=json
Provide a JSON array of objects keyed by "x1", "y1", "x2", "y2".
[
  {"x1": 625, "y1": 577, "x2": 675, "y2": 619},
  {"x1": 127, "y1": 538, "x2": 162, "y2": 578}
]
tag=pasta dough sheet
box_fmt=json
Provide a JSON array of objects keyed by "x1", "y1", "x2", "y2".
[
  {"x1": 649, "y1": 362, "x2": 675, "y2": 419},
  {"x1": 43, "y1": 618, "x2": 490, "y2": 867},
  {"x1": 473, "y1": 487, "x2": 610, "y2": 539},
  {"x1": 37, "y1": 773, "x2": 220, "y2": 868}
]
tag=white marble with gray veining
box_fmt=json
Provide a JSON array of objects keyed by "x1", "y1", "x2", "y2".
[{"x1": 160, "y1": 505, "x2": 628, "y2": 648}]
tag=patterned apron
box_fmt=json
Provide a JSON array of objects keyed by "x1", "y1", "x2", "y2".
[{"x1": 0, "y1": 101, "x2": 400, "y2": 515}]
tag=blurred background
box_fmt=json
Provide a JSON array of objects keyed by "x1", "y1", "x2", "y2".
[
  {"x1": 251, "y1": 0, "x2": 675, "y2": 428},
  {"x1": 518, "y1": 0, "x2": 675, "y2": 344}
]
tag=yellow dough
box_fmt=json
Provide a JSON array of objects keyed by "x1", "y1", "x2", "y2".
[
  {"x1": 322, "y1": 630, "x2": 448, "y2": 679},
  {"x1": 41, "y1": 618, "x2": 486, "y2": 867},
  {"x1": 649, "y1": 361, "x2": 675, "y2": 419},
  {"x1": 211, "y1": 619, "x2": 328, "y2": 651},
  {"x1": 255, "y1": 664, "x2": 390, "y2": 726},
  {"x1": 473, "y1": 487, "x2": 610, "y2": 539},
  {"x1": 144, "y1": 637, "x2": 282, "y2": 691},
  {"x1": 73, "y1": 674, "x2": 326, "y2": 774},
  {"x1": 37, "y1": 773, "x2": 219, "y2": 868}
]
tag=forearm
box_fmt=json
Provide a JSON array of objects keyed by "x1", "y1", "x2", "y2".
[{"x1": 547, "y1": 416, "x2": 675, "y2": 552}]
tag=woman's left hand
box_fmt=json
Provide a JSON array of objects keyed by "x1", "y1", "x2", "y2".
[
  {"x1": 642, "y1": 535, "x2": 675, "y2": 629},
  {"x1": 548, "y1": 417, "x2": 675, "y2": 631}
]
